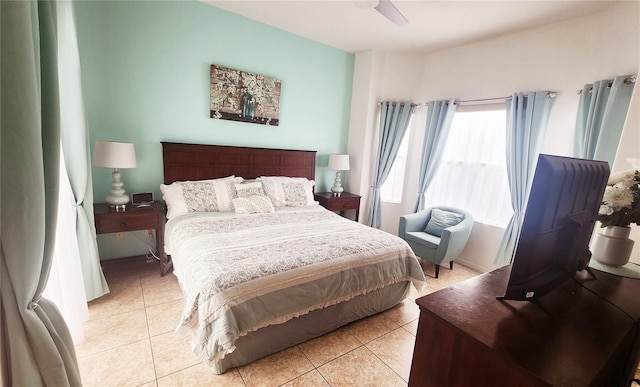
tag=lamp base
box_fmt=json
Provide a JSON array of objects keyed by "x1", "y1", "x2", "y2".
[
  {"x1": 106, "y1": 169, "x2": 129, "y2": 211},
  {"x1": 108, "y1": 203, "x2": 127, "y2": 212},
  {"x1": 331, "y1": 171, "x2": 344, "y2": 197}
]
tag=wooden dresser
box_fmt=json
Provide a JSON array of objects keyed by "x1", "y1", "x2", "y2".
[{"x1": 409, "y1": 265, "x2": 640, "y2": 386}]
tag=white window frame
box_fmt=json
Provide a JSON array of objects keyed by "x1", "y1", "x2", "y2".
[{"x1": 423, "y1": 104, "x2": 513, "y2": 227}]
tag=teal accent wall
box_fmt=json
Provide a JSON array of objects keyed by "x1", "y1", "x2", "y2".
[{"x1": 75, "y1": 1, "x2": 354, "y2": 259}]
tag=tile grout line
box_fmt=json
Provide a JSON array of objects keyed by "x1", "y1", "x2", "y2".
[
  {"x1": 76, "y1": 278, "x2": 148, "y2": 360},
  {"x1": 140, "y1": 273, "x2": 162, "y2": 385},
  {"x1": 363, "y1": 338, "x2": 409, "y2": 385}
]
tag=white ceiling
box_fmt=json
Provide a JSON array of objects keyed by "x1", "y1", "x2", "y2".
[{"x1": 204, "y1": 0, "x2": 614, "y2": 54}]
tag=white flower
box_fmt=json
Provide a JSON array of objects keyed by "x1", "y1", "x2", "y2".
[
  {"x1": 603, "y1": 184, "x2": 635, "y2": 210},
  {"x1": 599, "y1": 204, "x2": 614, "y2": 216},
  {"x1": 598, "y1": 169, "x2": 640, "y2": 228},
  {"x1": 608, "y1": 170, "x2": 636, "y2": 186}
]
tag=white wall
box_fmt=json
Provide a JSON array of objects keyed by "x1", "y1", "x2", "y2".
[
  {"x1": 348, "y1": 1, "x2": 639, "y2": 272},
  {"x1": 346, "y1": 52, "x2": 425, "y2": 223},
  {"x1": 614, "y1": 62, "x2": 640, "y2": 264}
]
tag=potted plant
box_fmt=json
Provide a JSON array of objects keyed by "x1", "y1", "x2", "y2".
[{"x1": 592, "y1": 169, "x2": 640, "y2": 266}]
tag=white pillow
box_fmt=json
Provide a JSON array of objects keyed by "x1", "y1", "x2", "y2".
[
  {"x1": 160, "y1": 182, "x2": 188, "y2": 219},
  {"x1": 233, "y1": 195, "x2": 275, "y2": 215},
  {"x1": 234, "y1": 181, "x2": 265, "y2": 198},
  {"x1": 180, "y1": 180, "x2": 237, "y2": 212},
  {"x1": 160, "y1": 176, "x2": 240, "y2": 219},
  {"x1": 258, "y1": 176, "x2": 315, "y2": 207}
]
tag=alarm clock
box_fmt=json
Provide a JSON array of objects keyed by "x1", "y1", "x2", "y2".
[{"x1": 131, "y1": 192, "x2": 154, "y2": 207}]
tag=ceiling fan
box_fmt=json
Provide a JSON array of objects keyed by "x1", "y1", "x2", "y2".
[{"x1": 372, "y1": 0, "x2": 409, "y2": 27}]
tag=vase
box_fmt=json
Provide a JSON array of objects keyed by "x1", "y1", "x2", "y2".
[
  {"x1": 241, "y1": 92, "x2": 255, "y2": 119},
  {"x1": 591, "y1": 225, "x2": 635, "y2": 266}
]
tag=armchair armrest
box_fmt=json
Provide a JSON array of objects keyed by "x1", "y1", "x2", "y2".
[
  {"x1": 399, "y1": 208, "x2": 433, "y2": 239},
  {"x1": 438, "y1": 216, "x2": 474, "y2": 262}
]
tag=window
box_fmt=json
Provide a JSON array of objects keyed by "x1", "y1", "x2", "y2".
[
  {"x1": 423, "y1": 107, "x2": 513, "y2": 227},
  {"x1": 380, "y1": 126, "x2": 411, "y2": 203}
]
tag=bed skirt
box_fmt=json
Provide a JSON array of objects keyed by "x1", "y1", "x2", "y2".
[{"x1": 210, "y1": 281, "x2": 410, "y2": 374}]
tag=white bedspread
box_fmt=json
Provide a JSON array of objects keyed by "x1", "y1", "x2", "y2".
[{"x1": 165, "y1": 205, "x2": 426, "y2": 365}]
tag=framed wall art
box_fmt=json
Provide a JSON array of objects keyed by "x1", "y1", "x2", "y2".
[{"x1": 210, "y1": 64, "x2": 281, "y2": 126}]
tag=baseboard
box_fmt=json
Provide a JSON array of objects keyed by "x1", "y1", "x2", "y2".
[
  {"x1": 100, "y1": 254, "x2": 149, "y2": 266},
  {"x1": 456, "y1": 258, "x2": 492, "y2": 274}
]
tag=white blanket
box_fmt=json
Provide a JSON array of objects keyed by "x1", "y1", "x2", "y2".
[{"x1": 165, "y1": 205, "x2": 426, "y2": 364}]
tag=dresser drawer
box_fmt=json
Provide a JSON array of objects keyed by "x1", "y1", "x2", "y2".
[
  {"x1": 95, "y1": 211, "x2": 158, "y2": 234},
  {"x1": 313, "y1": 192, "x2": 361, "y2": 221},
  {"x1": 324, "y1": 197, "x2": 360, "y2": 211}
]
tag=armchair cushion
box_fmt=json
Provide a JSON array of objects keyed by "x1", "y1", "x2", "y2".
[
  {"x1": 405, "y1": 231, "x2": 440, "y2": 249},
  {"x1": 424, "y1": 208, "x2": 464, "y2": 237}
]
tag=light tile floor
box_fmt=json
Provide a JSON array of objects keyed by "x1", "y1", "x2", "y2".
[{"x1": 75, "y1": 257, "x2": 481, "y2": 387}]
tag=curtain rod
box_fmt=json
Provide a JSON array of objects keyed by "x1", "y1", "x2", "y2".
[
  {"x1": 456, "y1": 96, "x2": 509, "y2": 106},
  {"x1": 455, "y1": 91, "x2": 557, "y2": 106},
  {"x1": 378, "y1": 91, "x2": 559, "y2": 107},
  {"x1": 576, "y1": 74, "x2": 636, "y2": 94},
  {"x1": 377, "y1": 101, "x2": 421, "y2": 107}
]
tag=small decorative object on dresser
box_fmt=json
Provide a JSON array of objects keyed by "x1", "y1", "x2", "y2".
[
  {"x1": 93, "y1": 201, "x2": 169, "y2": 276},
  {"x1": 314, "y1": 192, "x2": 361, "y2": 221}
]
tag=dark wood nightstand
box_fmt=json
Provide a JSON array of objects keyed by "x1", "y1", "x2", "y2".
[
  {"x1": 94, "y1": 201, "x2": 171, "y2": 276},
  {"x1": 314, "y1": 192, "x2": 361, "y2": 221}
]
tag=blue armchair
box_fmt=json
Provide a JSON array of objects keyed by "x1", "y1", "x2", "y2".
[{"x1": 399, "y1": 206, "x2": 473, "y2": 278}]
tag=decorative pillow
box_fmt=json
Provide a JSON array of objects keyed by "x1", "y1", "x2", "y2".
[
  {"x1": 234, "y1": 181, "x2": 265, "y2": 198},
  {"x1": 425, "y1": 208, "x2": 465, "y2": 237},
  {"x1": 233, "y1": 195, "x2": 275, "y2": 215},
  {"x1": 180, "y1": 181, "x2": 219, "y2": 212},
  {"x1": 281, "y1": 181, "x2": 313, "y2": 207},
  {"x1": 258, "y1": 176, "x2": 315, "y2": 207},
  {"x1": 160, "y1": 176, "x2": 240, "y2": 219},
  {"x1": 257, "y1": 176, "x2": 287, "y2": 207}
]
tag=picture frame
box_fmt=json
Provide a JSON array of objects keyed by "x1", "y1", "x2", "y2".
[{"x1": 210, "y1": 64, "x2": 281, "y2": 126}]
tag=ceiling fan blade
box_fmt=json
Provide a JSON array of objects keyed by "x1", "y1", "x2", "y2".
[{"x1": 374, "y1": 0, "x2": 409, "y2": 26}]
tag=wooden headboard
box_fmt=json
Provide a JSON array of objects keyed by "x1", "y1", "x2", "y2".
[{"x1": 161, "y1": 142, "x2": 317, "y2": 184}]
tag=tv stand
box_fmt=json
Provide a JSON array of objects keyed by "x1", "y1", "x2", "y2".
[{"x1": 409, "y1": 265, "x2": 640, "y2": 386}]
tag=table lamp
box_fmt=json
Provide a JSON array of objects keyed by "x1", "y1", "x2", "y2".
[
  {"x1": 93, "y1": 140, "x2": 137, "y2": 211},
  {"x1": 328, "y1": 154, "x2": 350, "y2": 196}
]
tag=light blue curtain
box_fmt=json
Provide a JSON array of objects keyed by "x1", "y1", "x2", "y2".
[
  {"x1": 573, "y1": 75, "x2": 636, "y2": 165},
  {"x1": 494, "y1": 91, "x2": 556, "y2": 267},
  {"x1": 1, "y1": 1, "x2": 82, "y2": 385},
  {"x1": 414, "y1": 100, "x2": 457, "y2": 212},
  {"x1": 57, "y1": 0, "x2": 109, "y2": 301},
  {"x1": 367, "y1": 101, "x2": 415, "y2": 228}
]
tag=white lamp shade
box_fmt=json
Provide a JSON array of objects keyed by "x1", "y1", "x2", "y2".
[
  {"x1": 328, "y1": 154, "x2": 350, "y2": 171},
  {"x1": 93, "y1": 140, "x2": 137, "y2": 169}
]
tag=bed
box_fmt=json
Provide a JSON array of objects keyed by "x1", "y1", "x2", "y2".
[{"x1": 161, "y1": 142, "x2": 427, "y2": 374}]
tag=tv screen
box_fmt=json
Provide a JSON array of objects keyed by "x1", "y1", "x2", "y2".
[{"x1": 500, "y1": 154, "x2": 609, "y2": 301}]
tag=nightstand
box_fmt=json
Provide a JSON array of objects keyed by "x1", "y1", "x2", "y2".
[
  {"x1": 94, "y1": 201, "x2": 171, "y2": 276},
  {"x1": 314, "y1": 192, "x2": 361, "y2": 221}
]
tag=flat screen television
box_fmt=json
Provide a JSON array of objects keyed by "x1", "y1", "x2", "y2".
[{"x1": 500, "y1": 154, "x2": 609, "y2": 301}]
